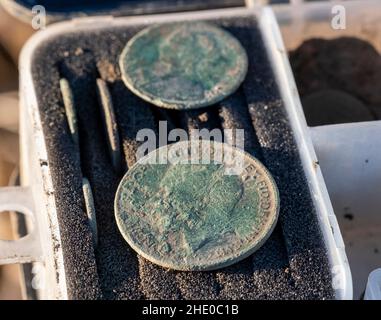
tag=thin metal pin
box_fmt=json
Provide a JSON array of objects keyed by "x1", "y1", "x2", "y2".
[
  {"x1": 60, "y1": 78, "x2": 79, "y2": 146},
  {"x1": 82, "y1": 177, "x2": 98, "y2": 248},
  {"x1": 96, "y1": 78, "x2": 122, "y2": 173}
]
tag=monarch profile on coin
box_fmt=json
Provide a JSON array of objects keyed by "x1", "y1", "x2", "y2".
[
  {"x1": 115, "y1": 141, "x2": 279, "y2": 271},
  {"x1": 119, "y1": 22, "x2": 248, "y2": 110}
]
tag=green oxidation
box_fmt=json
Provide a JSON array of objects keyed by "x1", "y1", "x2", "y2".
[
  {"x1": 115, "y1": 142, "x2": 279, "y2": 271},
  {"x1": 119, "y1": 22, "x2": 248, "y2": 110},
  {"x1": 126, "y1": 164, "x2": 256, "y2": 252}
]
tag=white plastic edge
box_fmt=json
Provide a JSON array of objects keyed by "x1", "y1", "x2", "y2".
[
  {"x1": 19, "y1": 29, "x2": 69, "y2": 300},
  {"x1": 19, "y1": 6, "x2": 352, "y2": 300},
  {"x1": 364, "y1": 269, "x2": 381, "y2": 300},
  {"x1": 258, "y1": 7, "x2": 352, "y2": 299},
  {"x1": 0, "y1": 186, "x2": 43, "y2": 265}
]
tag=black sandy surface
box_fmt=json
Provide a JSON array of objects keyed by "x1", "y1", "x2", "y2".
[{"x1": 31, "y1": 16, "x2": 334, "y2": 300}]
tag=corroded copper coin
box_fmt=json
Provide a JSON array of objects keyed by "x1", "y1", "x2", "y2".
[
  {"x1": 115, "y1": 141, "x2": 279, "y2": 271},
  {"x1": 119, "y1": 22, "x2": 248, "y2": 110}
]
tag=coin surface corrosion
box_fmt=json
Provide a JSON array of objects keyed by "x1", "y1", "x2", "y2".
[
  {"x1": 115, "y1": 141, "x2": 279, "y2": 271},
  {"x1": 119, "y1": 22, "x2": 248, "y2": 110}
]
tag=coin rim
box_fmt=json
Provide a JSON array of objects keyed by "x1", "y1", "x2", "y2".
[
  {"x1": 119, "y1": 21, "x2": 249, "y2": 110},
  {"x1": 114, "y1": 141, "x2": 279, "y2": 271}
]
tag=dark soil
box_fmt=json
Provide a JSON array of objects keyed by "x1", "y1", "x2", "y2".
[{"x1": 290, "y1": 37, "x2": 381, "y2": 126}]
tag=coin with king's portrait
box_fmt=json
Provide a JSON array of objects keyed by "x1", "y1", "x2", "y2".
[
  {"x1": 119, "y1": 22, "x2": 248, "y2": 110},
  {"x1": 114, "y1": 141, "x2": 279, "y2": 271}
]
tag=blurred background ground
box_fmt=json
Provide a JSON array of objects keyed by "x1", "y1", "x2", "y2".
[{"x1": 0, "y1": 3, "x2": 33, "y2": 300}]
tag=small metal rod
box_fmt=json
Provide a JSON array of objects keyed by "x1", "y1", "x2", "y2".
[
  {"x1": 60, "y1": 77, "x2": 98, "y2": 249},
  {"x1": 82, "y1": 177, "x2": 98, "y2": 249},
  {"x1": 59, "y1": 78, "x2": 79, "y2": 146},
  {"x1": 96, "y1": 78, "x2": 122, "y2": 173}
]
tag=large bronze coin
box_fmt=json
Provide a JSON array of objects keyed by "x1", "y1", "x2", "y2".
[
  {"x1": 115, "y1": 141, "x2": 279, "y2": 271},
  {"x1": 119, "y1": 22, "x2": 248, "y2": 110}
]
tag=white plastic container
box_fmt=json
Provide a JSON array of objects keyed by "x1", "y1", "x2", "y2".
[
  {"x1": 0, "y1": 6, "x2": 352, "y2": 299},
  {"x1": 311, "y1": 122, "x2": 381, "y2": 299},
  {"x1": 365, "y1": 269, "x2": 381, "y2": 300},
  {"x1": 247, "y1": 0, "x2": 381, "y2": 299},
  {"x1": 249, "y1": 0, "x2": 381, "y2": 300}
]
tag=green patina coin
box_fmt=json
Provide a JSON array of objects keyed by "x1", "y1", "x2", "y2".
[
  {"x1": 115, "y1": 141, "x2": 279, "y2": 271},
  {"x1": 119, "y1": 22, "x2": 248, "y2": 110}
]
